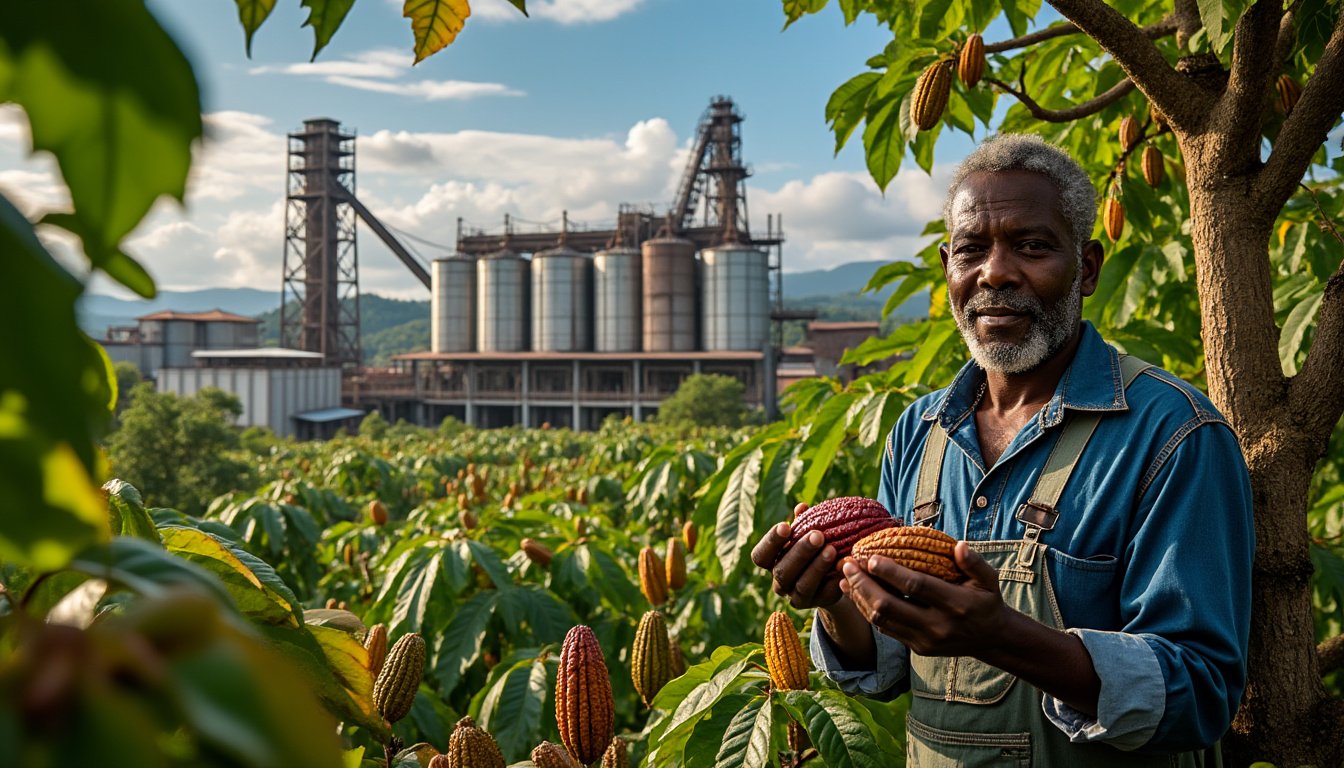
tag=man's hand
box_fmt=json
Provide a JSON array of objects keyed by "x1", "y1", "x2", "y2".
[
  {"x1": 839, "y1": 541, "x2": 1011, "y2": 657},
  {"x1": 749, "y1": 503, "x2": 843, "y2": 609}
]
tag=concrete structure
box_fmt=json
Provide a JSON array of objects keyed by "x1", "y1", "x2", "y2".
[
  {"x1": 101, "y1": 309, "x2": 261, "y2": 378},
  {"x1": 774, "y1": 321, "x2": 897, "y2": 393},
  {"x1": 157, "y1": 349, "x2": 359, "y2": 439}
]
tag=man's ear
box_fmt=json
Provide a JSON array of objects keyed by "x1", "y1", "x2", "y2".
[
  {"x1": 1080, "y1": 239, "x2": 1103, "y2": 297},
  {"x1": 939, "y1": 241, "x2": 950, "y2": 273}
]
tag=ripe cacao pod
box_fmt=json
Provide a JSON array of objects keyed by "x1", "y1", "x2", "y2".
[
  {"x1": 682, "y1": 519, "x2": 697, "y2": 552},
  {"x1": 1103, "y1": 194, "x2": 1125, "y2": 241},
  {"x1": 428, "y1": 754, "x2": 449, "y2": 768},
  {"x1": 325, "y1": 598, "x2": 338, "y2": 609},
  {"x1": 1141, "y1": 145, "x2": 1164, "y2": 188},
  {"x1": 530, "y1": 741, "x2": 581, "y2": 768},
  {"x1": 639, "y1": 545, "x2": 669, "y2": 606},
  {"x1": 668, "y1": 635, "x2": 687, "y2": 678},
  {"x1": 460, "y1": 508, "x2": 478, "y2": 530},
  {"x1": 1149, "y1": 102, "x2": 1167, "y2": 131},
  {"x1": 601, "y1": 738, "x2": 629, "y2": 768},
  {"x1": 373, "y1": 632, "x2": 425, "y2": 723},
  {"x1": 1277, "y1": 75, "x2": 1301, "y2": 115},
  {"x1": 631, "y1": 611, "x2": 672, "y2": 706},
  {"x1": 364, "y1": 623, "x2": 389, "y2": 678},
  {"x1": 445, "y1": 716, "x2": 505, "y2": 768},
  {"x1": 665, "y1": 537, "x2": 687, "y2": 591},
  {"x1": 958, "y1": 33, "x2": 984, "y2": 88},
  {"x1": 522, "y1": 538, "x2": 553, "y2": 567},
  {"x1": 911, "y1": 60, "x2": 953, "y2": 131},
  {"x1": 851, "y1": 526, "x2": 961, "y2": 582},
  {"x1": 778, "y1": 496, "x2": 897, "y2": 568},
  {"x1": 764, "y1": 611, "x2": 810, "y2": 691},
  {"x1": 368, "y1": 499, "x2": 388, "y2": 526},
  {"x1": 1119, "y1": 115, "x2": 1140, "y2": 153},
  {"x1": 555, "y1": 625, "x2": 615, "y2": 764},
  {"x1": 342, "y1": 541, "x2": 355, "y2": 565}
]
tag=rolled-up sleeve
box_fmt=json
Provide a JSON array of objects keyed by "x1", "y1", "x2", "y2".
[
  {"x1": 810, "y1": 621, "x2": 909, "y2": 695},
  {"x1": 1042, "y1": 421, "x2": 1253, "y2": 752}
]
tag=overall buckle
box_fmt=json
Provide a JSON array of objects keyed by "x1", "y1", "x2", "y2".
[
  {"x1": 912, "y1": 501, "x2": 941, "y2": 525},
  {"x1": 1015, "y1": 502, "x2": 1058, "y2": 567}
]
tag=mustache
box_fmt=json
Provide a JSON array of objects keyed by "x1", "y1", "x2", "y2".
[{"x1": 961, "y1": 288, "x2": 1045, "y2": 319}]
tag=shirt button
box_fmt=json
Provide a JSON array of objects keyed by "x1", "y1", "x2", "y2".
[{"x1": 975, "y1": 496, "x2": 989, "y2": 508}]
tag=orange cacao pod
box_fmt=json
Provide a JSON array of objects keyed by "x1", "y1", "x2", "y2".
[
  {"x1": 364, "y1": 623, "x2": 389, "y2": 678},
  {"x1": 764, "y1": 611, "x2": 810, "y2": 691},
  {"x1": 368, "y1": 499, "x2": 388, "y2": 526},
  {"x1": 555, "y1": 625, "x2": 615, "y2": 764},
  {"x1": 911, "y1": 60, "x2": 953, "y2": 131},
  {"x1": 682, "y1": 519, "x2": 697, "y2": 551},
  {"x1": 851, "y1": 526, "x2": 961, "y2": 582},
  {"x1": 1103, "y1": 194, "x2": 1125, "y2": 241},
  {"x1": 639, "y1": 545, "x2": 668, "y2": 606},
  {"x1": 601, "y1": 737, "x2": 629, "y2": 768},
  {"x1": 665, "y1": 537, "x2": 687, "y2": 591},
  {"x1": 522, "y1": 538, "x2": 553, "y2": 567},
  {"x1": 531, "y1": 741, "x2": 581, "y2": 768},
  {"x1": 631, "y1": 610, "x2": 672, "y2": 706},
  {"x1": 459, "y1": 507, "x2": 478, "y2": 529},
  {"x1": 1141, "y1": 145, "x2": 1165, "y2": 188},
  {"x1": 445, "y1": 716, "x2": 505, "y2": 768},
  {"x1": 1277, "y1": 75, "x2": 1301, "y2": 115},
  {"x1": 958, "y1": 33, "x2": 985, "y2": 87},
  {"x1": 1119, "y1": 115, "x2": 1140, "y2": 153}
]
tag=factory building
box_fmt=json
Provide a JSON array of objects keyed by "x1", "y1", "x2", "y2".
[{"x1": 101, "y1": 309, "x2": 261, "y2": 379}]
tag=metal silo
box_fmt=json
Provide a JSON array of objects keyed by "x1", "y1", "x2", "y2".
[
  {"x1": 641, "y1": 236, "x2": 697, "y2": 351},
  {"x1": 477, "y1": 249, "x2": 529, "y2": 352},
  {"x1": 431, "y1": 255, "x2": 477, "y2": 352},
  {"x1": 593, "y1": 246, "x2": 641, "y2": 352},
  {"x1": 701, "y1": 245, "x2": 770, "y2": 351},
  {"x1": 531, "y1": 246, "x2": 592, "y2": 352}
]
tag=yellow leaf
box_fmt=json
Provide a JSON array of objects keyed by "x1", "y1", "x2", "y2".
[
  {"x1": 1277, "y1": 220, "x2": 1293, "y2": 249},
  {"x1": 403, "y1": 0, "x2": 471, "y2": 63}
]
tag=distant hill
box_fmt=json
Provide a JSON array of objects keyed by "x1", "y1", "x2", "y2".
[
  {"x1": 257, "y1": 294, "x2": 431, "y2": 365},
  {"x1": 782, "y1": 260, "x2": 893, "y2": 299}
]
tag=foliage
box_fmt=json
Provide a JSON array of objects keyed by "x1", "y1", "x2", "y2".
[
  {"x1": 359, "y1": 411, "x2": 390, "y2": 440},
  {"x1": 658, "y1": 374, "x2": 752, "y2": 429},
  {"x1": 105, "y1": 384, "x2": 254, "y2": 516},
  {"x1": 112, "y1": 361, "x2": 144, "y2": 415}
]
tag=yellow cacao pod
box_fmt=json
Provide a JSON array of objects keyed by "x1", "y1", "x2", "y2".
[
  {"x1": 1277, "y1": 75, "x2": 1301, "y2": 115},
  {"x1": 1141, "y1": 145, "x2": 1165, "y2": 188},
  {"x1": 851, "y1": 526, "x2": 962, "y2": 582},
  {"x1": 665, "y1": 537, "x2": 687, "y2": 591},
  {"x1": 522, "y1": 538, "x2": 553, "y2": 567},
  {"x1": 364, "y1": 623, "x2": 389, "y2": 679},
  {"x1": 911, "y1": 60, "x2": 953, "y2": 131},
  {"x1": 682, "y1": 519, "x2": 697, "y2": 552},
  {"x1": 764, "y1": 611, "x2": 810, "y2": 691},
  {"x1": 639, "y1": 546, "x2": 668, "y2": 606},
  {"x1": 601, "y1": 737, "x2": 629, "y2": 768},
  {"x1": 958, "y1": 33, "x2": 985, "y2": 88},
  {"x1": 373, "y1": 632, "x2": 425, "y2": 723},
  {"x1": 445, "y1": 716, "x2": 505, "y2": 768},
  {"x1": 555, "y1": 625, "x2": 615, "y2": 764},
  {"x1": 1119, "y1": 115, "x2": 1140, "y2": 153},
  {"x1": 1103, "y1": 195, "x2": 1125, "y2": 242},
  {"x1": 530, "y1": 741, "x2": 581, "y2": 768},
  {"x1": 632, "y1": 610, "x2": 672, "y2": 706}
]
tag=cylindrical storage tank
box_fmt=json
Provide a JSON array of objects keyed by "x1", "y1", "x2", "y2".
[
  {"x1": 531, "y1": 246, "x2": 592, "y2": 352},
  {"x1": 701, "y1": 245, "x2": 770, "y2": 351},
  {"x1": 431, "y1": 255, "x2": 477, "y2": 353},
  {"x1": 476, "y1": 249, "x2": 529, "y2": 352},
  {"x1": 641, "y1": 236, "x2": 697, "y2": 351},
  {"x1": 593, "y1": 246, "x2": 641, "y2": 352}
]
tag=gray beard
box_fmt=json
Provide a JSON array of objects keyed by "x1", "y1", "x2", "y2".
[{"x1": 951, "y1": 270, "x2": 1083, "y2": 375}]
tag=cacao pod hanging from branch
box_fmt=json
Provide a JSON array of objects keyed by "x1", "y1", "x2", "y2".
[
  {"x1": 373, "y1": 632, "x2": 425, "y2": 724},
  {"x1": 958, "y1": 33, "x2": 984, "y2": 88},
  {"x1": 764, "y1": 611, "x2": 810, "y2": 691},
  {"x1": 631, "y1": 610, "x2": 673, "y2": 706},
  {"x1": 911, "y1": 59, "x2": 953, "y2": 131},
  {"x1": 555, "y1": 625, "x2": 615, "y2": 764}
]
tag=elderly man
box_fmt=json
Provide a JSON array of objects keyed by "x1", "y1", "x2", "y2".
[{"x1": 752, "y1": 134, "x2": 1253, "y2": 765}]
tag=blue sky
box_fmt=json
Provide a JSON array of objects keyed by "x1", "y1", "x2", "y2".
[{"x1": 1, "y1": 0, "x2": 996, "y2": 299}]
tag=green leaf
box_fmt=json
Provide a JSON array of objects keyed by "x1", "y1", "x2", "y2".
[
  {"x1": 783, "y1": 0, "x2": 830, "y2": 28},
  {"x1": 393, "y1": 548, "x2": 444, "y2": 634},
  {"x1": 1279, "y1": 287, "x2": 1324, "y2": 376},
  {"x1": 69, "y1": 537, "x2": 235, "y2": 608},
  {"x1": 504, "y1": 0, "x2": 529, "y2": 16},
  {"x1": 714, "y1": 694, "x2": 774, "y2": 768},
  {"x1": 257, "y1": 623, "x2": 388, "y2": 740},
  {"x1": 862, "y1": 96, "x2": 904, "y2": 191},
  {"x1": 466, "y1": 538, "x2": 513, "y2": 589},
  {"x1": 654, "y1": 657, "x2": 755, "y2": 747},
  {"x1": 234, "y1": 0, "x2": 277, "y2": 55},
  {"x1": 0, "y1": 0, "x2": 202, "y2": 273},
  {"x1": 477, "y1": 655, "x2": 550, "y2": 762},
  {"x1": 826, "y1": 72, "x2": 881, "y2": 155},
  {"x1": 715, "y1": 447, "x2": 764, "y2": 578},
  {"x1": 103, "y1": 478, "x2": 160, "y2": 544},
  {"x1": 403, "y1": 0, "x2": 473, "y2": 63},
  {"x1": 301, "y1": 0, "x2": 357, "y2": 60},
  {"x1": 1196, "y1": 0, "x2": 1251, "y2": 55},
  {"x1": 780, "y1": 689, "x2": 903, "y2": 768},
  {"x1": 158, "y1": 526, "x2": 301, "y2": 627},
  {"x1": 798, "y1": 394, "x2": 856, "y2": 503},
  {"x1": 433, "y1": 591, "x2": 498, "y2": 694},
  {"x1": 681, "y1": 691, "x2": 760, "y2": 768}
]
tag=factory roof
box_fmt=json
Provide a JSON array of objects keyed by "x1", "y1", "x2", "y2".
[
  {"x1": 807, "y1": 321, "x2": 881, "y2": 331},
  {"x1": 293, "y1": 407, "x2": 367, "y2": 423},
  {"x1": 394, "y1": 350, "x2": 765, "y2": 362},
  {"x1": 191, "y1": 348, "x2": 325, "y2": 360},
  {"x1": 137, "y1": 309, "x2": 260, "y2": 324}
]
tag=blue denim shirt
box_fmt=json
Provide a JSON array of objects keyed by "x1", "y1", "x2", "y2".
[{"x1": 811, "y1": 322, "x2": 1253, "y2": 752}]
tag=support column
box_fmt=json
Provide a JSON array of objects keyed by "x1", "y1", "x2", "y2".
[
  {"x1": 633, "y1": 359, "x2": 642, "y2": 422},
  {"x1": 465, "y1": 361, "x2": 475, "y2": 427},
  {"x1": 521, "y1": 360, "x2": 530, "y2": 428},
  {"x1": 572, "y1": 360, "x2": 581, "y2": 430}
]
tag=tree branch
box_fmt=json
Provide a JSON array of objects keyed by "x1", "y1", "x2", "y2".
[
  {"x1": 985, "y1": 76, "x2": 1136, "y2": 123},
  {"x1": 1220, "y1": 0, "x2": 1287, "y2": 174},
  {"x1": 1259, "y1": 10, "x2": 1344, "y2": 211},
  {"x1": 1320, "y1": 634, "x2": 1344, "y2": 677},
  {"x1": 983, "y1": 17, "x2": 1178, "y2": 54},
  {"x1": 1290, "y1": 256, "x2": 1344, "y2": 445},
  {"x1": 1047, "y1": 0, "x2": 1212, "y2": 132}
]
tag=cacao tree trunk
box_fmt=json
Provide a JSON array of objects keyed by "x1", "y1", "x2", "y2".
[{"x1": 1183, "y1": 159, "x2": 1344, "y2": 767}]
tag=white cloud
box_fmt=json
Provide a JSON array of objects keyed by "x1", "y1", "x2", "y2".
[
  {"x1": 250, "y1": 47, "x2": 523, "y2": 103},
  {"x1": 462, "y1": 0, "x2": 645, "y2": 24},
  {"x1": 0, "y1": 167, "x2": 69, "y2": 218}
]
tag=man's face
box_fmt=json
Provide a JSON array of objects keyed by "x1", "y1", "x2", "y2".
[{"x1": 940, "y1": 170, "x2": 1102, "y2": 375}]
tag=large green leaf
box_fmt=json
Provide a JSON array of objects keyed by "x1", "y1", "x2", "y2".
[
  {"x1": 0, "y1": 0, "x2": 200, "y2": 287},
  {"x1": 476, "y1": 654, "x2": 550, "y2": 762},
  {"x1": 779, "y1": 689, "x2": 903, "y2": 768},
  {"x1": 797, "y1": 393, "x2": 857, "y2": 503},
  {"x1": 1280, "y1": 287, "x2": 1324, "y2": 376},
  {"x1": 69, "y1": 537, "x2": 235, "y2": 608},
  {"x1": 714, "y1": 694, "x2": 775, "y2": 768},
  {"x1": 394, "y1": 548, "x2": 445, "y2": 634},
  {"x1": 103, "y1": 479, "x2": 160, "y2": 544},
  {"x1": 827, "y1": 72, "x2": 881, "y2": 155},
  {"x1": 715, "y1": 448, "x2": 764, "y2": 578},
  {"x1": 257, "y1": 623, "x2": 388, "y2": 739},
  {"x1": 300, "y1": 0, "x2": 356, "y2": 60},
  {"x1": 1196, "y1": 0, "x2": 1252, "y2": 55},
  {"x1": 159, "y1": 525, "x2": 301, "y2": 627},
  {"x1": 433, "y1": 591, "x2": 499, "y2": 694}
]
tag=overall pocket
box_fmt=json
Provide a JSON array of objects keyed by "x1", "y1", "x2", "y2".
[
  {"x1": 906, "y1": 715, "x2": 1031, "y2": 768},
  {"x1": 1044, "y1": 548, "x2": 1121, "y2": 629},
  {"x1": 910, "y1": 652, "x2": 1017, "y2": 704}
]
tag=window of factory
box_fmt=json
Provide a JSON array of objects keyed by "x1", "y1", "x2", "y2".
[
  {"x1": 644, "y1": 366, "x2": 691, "y2": 395},
  {"x1": 531, "y1": 366, "x2": 571, "y2": 394},
  {"x1": 435, "y1": 365, "x2": 466, "y2": 395},
  {"x1": 583, "y1": 367, "x2": 630, "y2": 395},
  {"x1": 476, "y1": 368, "x2": 519, "y2": 393}
]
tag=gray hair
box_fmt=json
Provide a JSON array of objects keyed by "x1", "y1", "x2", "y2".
[{"x1": 941, "y1": 134, "x2": 1096, "y2": 252}]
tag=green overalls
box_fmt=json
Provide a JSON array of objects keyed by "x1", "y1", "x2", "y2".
[{"x1": 902, "y1": 356, "x2": 1212, "y2": 767}]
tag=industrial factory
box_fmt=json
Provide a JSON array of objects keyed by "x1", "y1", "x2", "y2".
[{"x1": 126, "y1": 96, "x2": 806, "y2": 434}]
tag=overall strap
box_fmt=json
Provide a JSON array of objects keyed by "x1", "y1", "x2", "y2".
[
  {"x1": 1014, "y1": 354, "x2": 1151, "y2": 567},
  {"x1": 912, "y1": 420, "x2": 949, "y2": 525}
]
